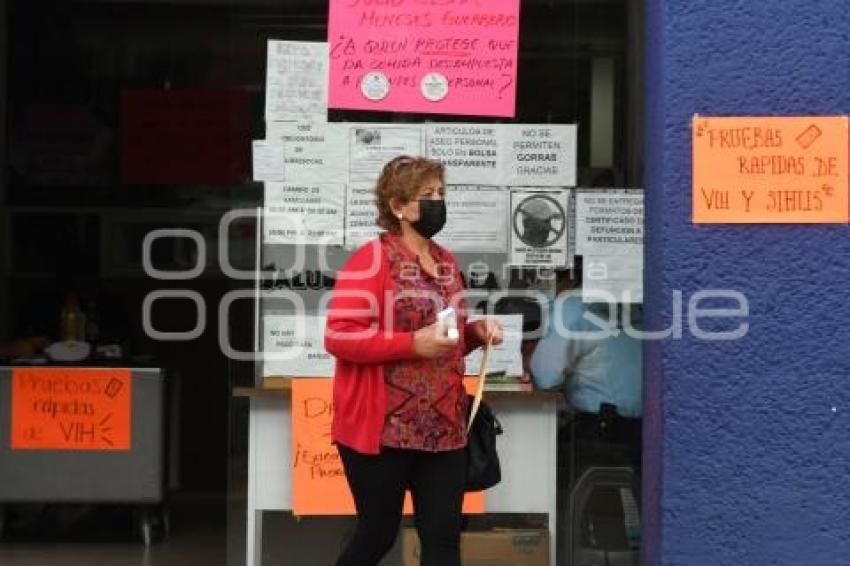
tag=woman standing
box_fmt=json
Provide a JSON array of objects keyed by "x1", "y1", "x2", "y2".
[{"x1": 325, "y1": 155, "x2": 502, "y2": 566}]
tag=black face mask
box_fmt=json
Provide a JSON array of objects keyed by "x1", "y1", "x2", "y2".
[{"x1": 411, "y1": 199, "x2": 447, "y2": 239}]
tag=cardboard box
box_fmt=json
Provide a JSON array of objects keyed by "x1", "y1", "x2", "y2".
[{"x1": 402, "y1": 527, "x2": 548, "y2": 566}]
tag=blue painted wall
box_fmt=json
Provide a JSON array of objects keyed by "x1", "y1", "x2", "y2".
[{"x1": 643, "y1": 1, "x2": 850, "y2": 565}]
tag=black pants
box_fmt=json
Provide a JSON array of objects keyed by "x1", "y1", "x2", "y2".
[{"x1": 336, "y1": 444, "x2": 466, "y2": 566}]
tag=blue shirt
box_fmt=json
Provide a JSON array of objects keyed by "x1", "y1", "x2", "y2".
[{"x1": 530, "y1": 292, "x2": 642, "y2": 418}]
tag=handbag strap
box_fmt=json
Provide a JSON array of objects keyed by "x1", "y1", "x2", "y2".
[{"x1": 467, "y1": 335, "x2": 493, "y2": 433}]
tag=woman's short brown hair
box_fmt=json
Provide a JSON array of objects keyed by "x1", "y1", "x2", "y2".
[{"x1": 375, "y1": 155, "x2": 445, "y2": 232}]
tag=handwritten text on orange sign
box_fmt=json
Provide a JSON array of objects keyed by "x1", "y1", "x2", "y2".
[
  {"x1": 291, "y1": 378, "x2": 483, "y2": 516},
  {"x1": 11, "y1": 367, "x2": 132, "y2": 451},
  {"x1": 692, "y1": 116, "x2": 849, "y2": 223}
]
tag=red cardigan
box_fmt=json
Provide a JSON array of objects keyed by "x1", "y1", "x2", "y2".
[{"x1": 324, "y1": 236, "x2": 483, "y2": 454}]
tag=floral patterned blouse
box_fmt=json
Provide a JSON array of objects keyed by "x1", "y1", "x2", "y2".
[{"x1": 379, "y1": 232, "x2": 469, "y2": 452}]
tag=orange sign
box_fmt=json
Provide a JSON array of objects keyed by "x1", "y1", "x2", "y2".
[
  {"x1": 291, "y1": 378, "x2": 484, "y2": 516},
  {"x1": 692, "y1": 116, "x2": 849, "y2": 223},
  {"x1": 11, "y1": 367, "x2": 131, "y2": 451}
]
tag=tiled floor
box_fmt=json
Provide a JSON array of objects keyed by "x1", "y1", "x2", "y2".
[
  {"x1": 0, "y1": 498, "x2": 402, "y2": 566},
  {"x1": 0, "y1": 500, "x2": 227, "y2": 566},
  {"x1": 259, "y1": 513, "x2": 402, "y2": 565},
  {"x1": 1, "y1": 464, "x2": 636, "y2": 566},
  {"x1": 2, "y1": 499, "x2": 639, "y2": 565}
]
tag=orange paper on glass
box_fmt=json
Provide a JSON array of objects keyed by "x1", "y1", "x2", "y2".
[
  {"x1": 11, "y1": 367, "x2": 131, "y2": 451},
  {"x1": 291, "y1": 378, "x2": 484, "y2": 516},
  {"x1": 692, "y1": 116, "x2": 849, "y2": 223}
]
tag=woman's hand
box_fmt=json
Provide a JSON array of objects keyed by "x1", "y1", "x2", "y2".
[
  {"x1": 471, "y1": 318, "x2": 504, "y2": 346},
  {"x1": 413, "y1": 322, "x2": 458, "y2": 359}
]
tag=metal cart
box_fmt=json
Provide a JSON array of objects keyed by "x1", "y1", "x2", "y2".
[{"x1": 0, "y1": 366, "x2": 169, "y2": 545}]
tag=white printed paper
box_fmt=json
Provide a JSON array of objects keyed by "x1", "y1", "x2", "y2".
[
  {"x1": 345, "y1": 125, "x2": 424, "y2": 247},
  {"x1": 464, "y1": 314, "x2": 524, "y2": 378},
  {"x1": 501, "y1": 124, "x2": 578, "y2": 187},
  {"x1": 583, "y1": 255, "x2": 643, "y2": 304},
  {"x1": 252, "y1": 141, "x2": 285, "y2": 182},
  {"x1": 265, "y1": 120, "x2": 289, "y2": 139},
  {"x1": 575, "y1": 191, "x2": 644, "y2": 256},
  {"x1": 345, "y1": 182, "x2": 381, "y2": 249},
  {"x1": 348, "y1": 125, "x2": 424, "y2": 184},
  {"x1": 264, "y1": 182, "x2": 345, "y2": 246},
  {"x1": 426, "y1": 123, "x2": 577, "y2": 187},
  {"x1": 433, "y1": 186, "x2": 509, "y2": 253},
  {"x1": 265, "y1": 40, "x2": 328, "y2": 122},
  {"x1": 266, "y1": 122, "x2": 349, "y2": 184},
  {"x1": 425, "y1": 124, "x2": 501, "y2": 185},
  {"x1": 575, "y1": 190, "x2": 644, "y2": 303},
  {"x1": 510, "y1": 188, "x2": 570, "y2": 267},
  {"x1": 262, "y1": 314, "x2": 334, "y2": 377}
]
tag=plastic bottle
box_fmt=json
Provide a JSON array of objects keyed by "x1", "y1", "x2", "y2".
[{"x1": 60, "y1": 292, "x2": 86, "y2": 342}]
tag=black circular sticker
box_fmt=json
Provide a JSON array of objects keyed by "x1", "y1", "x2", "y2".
[{"x1": 513, "y1": 194, "x2": 566, "y2": 248}]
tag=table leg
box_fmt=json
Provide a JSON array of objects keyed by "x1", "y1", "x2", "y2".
[
  {"x1": 547, "y1": 401, "x2": 559, "y2": 564},
  {"x1": 246, "y1": 396, "x2": 263, "y2": 566},
  {"x1": 246, "y1": 508, "x2": 263, "y2": 566}
]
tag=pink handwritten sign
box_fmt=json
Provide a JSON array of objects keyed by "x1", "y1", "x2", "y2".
[{"x1": 328, "y1": 0, "x2": 520, "y2": 117}]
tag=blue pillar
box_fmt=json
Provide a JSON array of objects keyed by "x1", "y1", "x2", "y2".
[{"x1": 643, "y1": 1, "x2": 850, "y2": 564}]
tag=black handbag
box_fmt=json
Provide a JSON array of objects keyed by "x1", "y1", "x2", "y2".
[
  {"x1": 464, "y1": 338, "x2": 503, "y2": 492},
  {"x1": 465, "y1": 394, "x2": 503, "y2": 492}
]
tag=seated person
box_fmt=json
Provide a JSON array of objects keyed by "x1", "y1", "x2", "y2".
[
  {"x1": 530, "y1": 263, "x2": 643, "y2": 556},
  {"x1": 530, "y1": 264, "x2": 641, "y2": 419},
  {"x1": 529, "y1": 263, "x2": 642, "y2": 470}
]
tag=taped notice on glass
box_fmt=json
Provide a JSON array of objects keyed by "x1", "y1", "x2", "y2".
[
  {"x1": 327, "y1": 0, "x2": 520, "y2": 117},
  {"x1": 575, "y1": 191, "x2": 644, "y2": 256},
  {"x1": 266, "y1": 122, "x2": 349, "y2": 184},
  {"x1": 265, "y1": 40, "x2": 328, "y2": 122},
  {"x1": 426, "y1": 124, "x2": 501, "y2": 185},
  {"x1": 345, "y1": 182, "x2": 381, "y2": 249},
  {"x1": 264, "y1": 183, "x2": 345, "y2": 246},
  {"x1": 263, "y1": 314, "x2": 334, "y2": 378},
  {"x1": 501, "y1": 125, "x2": 577, "y2": 187},
  {"x1": 349, "y1": 125, "x2": 424, "y2": 184},
  {"x1": 425, "y1": 123, "x2": 578, "y2": 187},
  {"x1": 510, "y1": 188, "x2": 570, "y2": 267},
  {"x1": 345, "y1": 125, "x2": 424, "y2": 248},
  {"x1": 252, "y1": 141, "x2": 285, "y2": 182},
  {"x1": 582, "y1": 255, "x2": 643, "y2": 304},
  {"x1": 434, "y1": 186, "x2": 509, "y2": 253}
]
